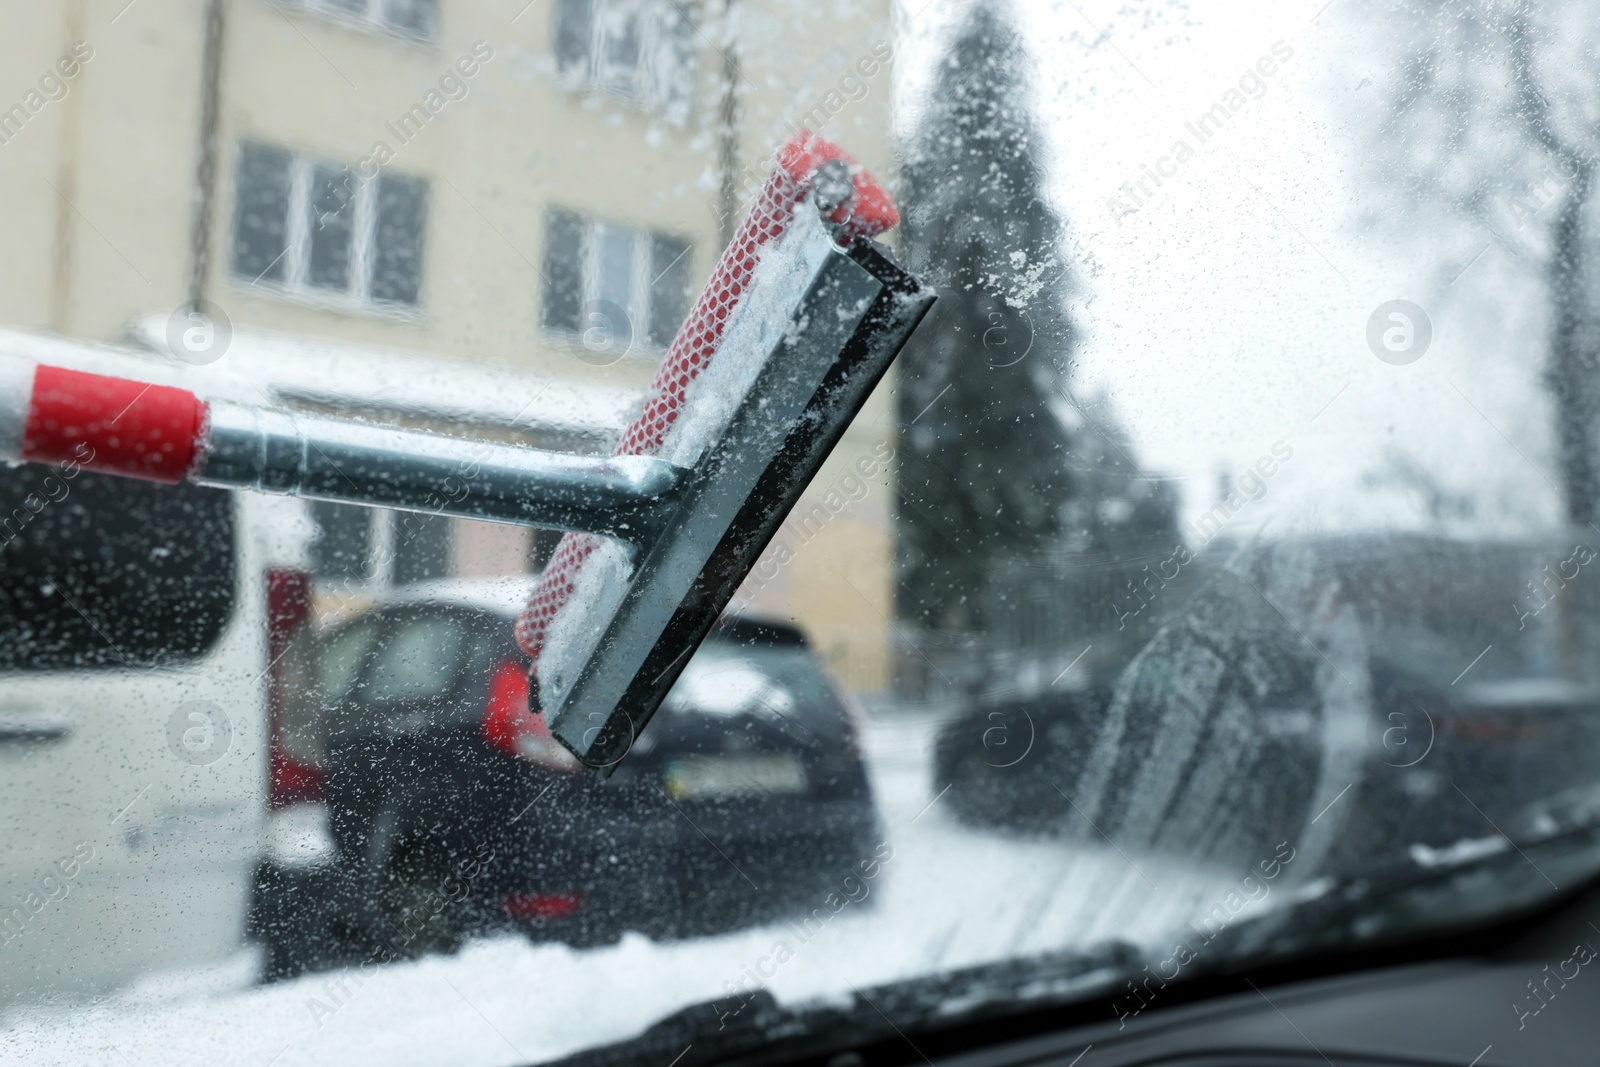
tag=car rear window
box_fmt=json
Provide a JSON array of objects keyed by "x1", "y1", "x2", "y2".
[
  {"x1": 315, "y1": 617, "x2": 381, "y2": 705},
  {"x1": 667, "y1": 640, "x2": 847, "y2": 728},
  {"x1": 358, "y1": 614, "x2": 467, "y2": 703},
  {"x1": 0, "y1": 469, "x2": 234, "y2": 670}
]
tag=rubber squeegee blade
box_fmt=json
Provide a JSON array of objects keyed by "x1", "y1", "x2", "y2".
[{"x1": 515, "y1": 132, "x2": 935, "y2": 772}]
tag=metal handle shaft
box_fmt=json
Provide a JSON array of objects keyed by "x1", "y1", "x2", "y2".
[{"x1": 197, "y1": 400, "x2": 683, "y2": 541}]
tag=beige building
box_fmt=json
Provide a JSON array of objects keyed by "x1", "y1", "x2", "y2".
[{"x1": 0, "y1": 0, "x2": 901, "y2": 691}]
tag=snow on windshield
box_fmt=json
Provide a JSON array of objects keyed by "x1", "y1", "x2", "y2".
[{"x1": 6, "y1": 0, "x2": 1600, "y2": 1064}]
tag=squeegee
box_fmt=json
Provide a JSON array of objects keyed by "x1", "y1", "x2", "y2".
[{"x1": 0, "y1": 131, "x2": 934, "y2": 773}]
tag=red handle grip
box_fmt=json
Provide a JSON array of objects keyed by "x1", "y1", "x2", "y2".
[{"x1": 22, "y1": 364, "x2": 206, "y2": 484}]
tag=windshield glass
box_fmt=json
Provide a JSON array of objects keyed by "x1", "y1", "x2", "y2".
[{"x1": 6, "y1": 0, "x2": 1600, "y2": 1063}]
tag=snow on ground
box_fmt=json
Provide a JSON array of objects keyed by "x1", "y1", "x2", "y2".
[{"x1": 0, "y1": 712, "x2": 1244, "y2": 1067}]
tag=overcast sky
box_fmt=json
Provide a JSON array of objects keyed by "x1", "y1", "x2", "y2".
[{"x1": 893, "y1": 0, "x2": 1564, "y2": 542}]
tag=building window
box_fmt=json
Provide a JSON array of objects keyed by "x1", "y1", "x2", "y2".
[
  {"x1": 541, "y1": 207, "x2": 692, "y2": 356},
  {"x1": 231, "y1": 141, "x2": 428, "y2": 310},
  {"x1": 277, "y1": 0, "x2": 439, "y2": 41},
  {"x1": 554, "y1": 0, "x2": 695, "y2": 114}
]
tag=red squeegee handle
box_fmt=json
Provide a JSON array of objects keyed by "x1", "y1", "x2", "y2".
[{"x1": 20, "y1": 364, "x2": 207, "y2": 484}]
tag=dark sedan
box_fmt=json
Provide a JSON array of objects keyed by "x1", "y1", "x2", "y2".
[{"x1": 251, "y1": 582, "x2": 881, "y2": 978}]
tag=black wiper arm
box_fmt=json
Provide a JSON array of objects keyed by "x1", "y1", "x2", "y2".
[
  {"x1": 534, "y1": 941, "x2": 1141, "y2": 1067},
  {"x1": 1210, "y1": 783, "x2": 1600, "y2": 965},
  {"x1": 538, "y1": 793, "x2": 1600, "y2": 1067}
]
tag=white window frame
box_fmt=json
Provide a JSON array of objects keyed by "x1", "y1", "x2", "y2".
[
  {"x1": 543, "y1": 212, "x2": 691, "y2": 358},
  {"x1": 556, "y1": 0, "x2": 695, "y2": 117},
  {"x1": 232, "y1": 147, "x2": 424, "y2": 315},
  {"x1": 286, "y1": 157, "x2": 379, "y2": 303},
  {"x1": 277, "y1": 0, "x2": 438, "y2": 43},
  {"x1": 585, "y1": 220, "x2": 646, "y2": 347}
]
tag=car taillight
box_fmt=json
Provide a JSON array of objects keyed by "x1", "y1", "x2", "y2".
[
  {"x1": 503, "y1": 891, "x2": 584, "y2": 921},
  {"x1": 481, "y1": 659, "x2": 582, "y2": 774},
  {"x1": 1440, "y1": 712, "x2": 1549, "y2": 745},
  {"x1": 266, "y1": 568, "x2": 324, "y2": 809},
  {"x1": 270, "y1": 750, "x2": 325, "y2": 809}
]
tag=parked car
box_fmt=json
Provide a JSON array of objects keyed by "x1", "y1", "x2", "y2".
[
  {"x1": 0, "y1": 326, "x2": 633, "y2": 1005},
  {"x1": 250, "y1": 579, "x2": 882, "y2": 978},
  {"x1": 934, "y1": 535, "x2": 1600, "y2": 877}
]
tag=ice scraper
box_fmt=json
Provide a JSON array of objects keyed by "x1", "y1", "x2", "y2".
[{"x1": 0, "y1": 131, "x2": 934, "y2": 774}]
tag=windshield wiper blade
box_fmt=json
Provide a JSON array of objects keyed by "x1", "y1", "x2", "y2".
[
  {"x1": 1208, "y1": 784, "x2": 1600, "y2": 965},
  {"x1": 534, "y1": 940, "x2": 1142, "y2": 1067},
  {"x1": 543, "y1": 792, "x2": 1600, "y2": 1067}
]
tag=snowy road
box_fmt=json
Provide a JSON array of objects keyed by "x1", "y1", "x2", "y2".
[{"x1": 2, "y1": 713, "x2": 1252, "y2": 1067}]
